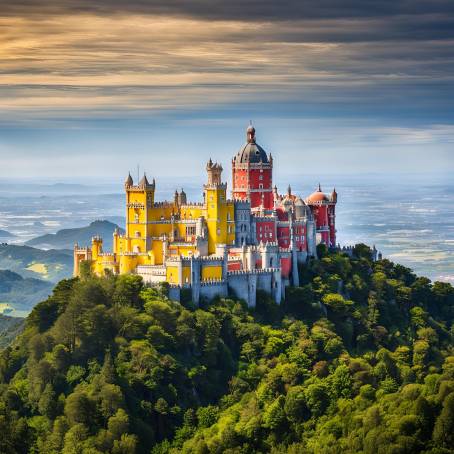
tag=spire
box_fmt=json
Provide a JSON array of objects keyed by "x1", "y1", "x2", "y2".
[
  {"x1": 125, "y1": 172, "x2": 133, "y2": 187},
  {"x1": 287, "y1": 185, "x2": 292, "y2": 196},
  {"x1": 318, "y1": 183, "x2": 322, "y2": 192},
  {"x1": 138, "y1": 173, "x2": 150, "y2": 188}
]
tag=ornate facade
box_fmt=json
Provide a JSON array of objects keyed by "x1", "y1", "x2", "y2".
[{"x1": 74, "y1": 125, "x2": 337, "y2": 306}]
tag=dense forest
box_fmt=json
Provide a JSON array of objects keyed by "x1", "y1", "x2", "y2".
[{"x1": 1, "y1": 244, "x2": 454, "y2": 453}]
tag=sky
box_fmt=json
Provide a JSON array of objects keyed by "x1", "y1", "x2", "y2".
[{"x1": 0, "y1": 0, "x2": 453, "y2": 180}]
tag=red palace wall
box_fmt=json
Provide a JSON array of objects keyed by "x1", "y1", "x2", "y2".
[
  {"x1": 280, "y1": 257, "x2": 291, "y2": 279},
  {"x1": 328, "y1": 206, "x2": 336, "y2": 246},
  {"x1": 255, "y1": 220, "x2": 275, "y2": 243},
  {"x1": 232, "y1": 168, "x2": 248, "y2": 200},
  {"x1": 228, "y1": 261, "x2": 242, "y2": 272},
  {"x1": 294, "y1": 224, "x2": 306, "y2": 251},
  {"x1": 313, "y1": 205, "x2": 328, "y2": 227},
  {"x1": 277, "y1": 226, "x2": 290, "y2": 248},
  {"x1": 232, "y1": 166, "x2": 273, "y2": 209},
  {"x1": 249, "y1": 168, "x2": 272, "y2": 209}
]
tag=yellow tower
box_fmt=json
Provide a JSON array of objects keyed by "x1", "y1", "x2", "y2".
[
  {"x1": 125, "y1": 173, "x2": 155, "y2": 255},
  {"x1": 204, "y1": 159, "x2": 235, "y2": 254}
]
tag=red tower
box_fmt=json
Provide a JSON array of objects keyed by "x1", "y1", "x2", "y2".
[
  {"x1": 305, "y1": 184, "x2": 337, "y2": 248},
  {"x1": 232, "y1": 124, "x2": 273, "y2": 210}
]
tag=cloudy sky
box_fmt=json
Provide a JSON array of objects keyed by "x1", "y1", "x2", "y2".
[{"x1": 0, "y1": 0, "x2": 453, "y2": 180}]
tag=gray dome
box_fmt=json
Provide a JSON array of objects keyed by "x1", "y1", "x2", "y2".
[
  {"x1": 234, "y1": 124, "x2": 269, "y2": 164},
  {"x1": 235, "y1": 142, "x2": 269, "y2": 164}
]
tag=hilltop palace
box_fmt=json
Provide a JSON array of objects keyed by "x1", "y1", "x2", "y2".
[{"x1": 74, "y1": 125, "x2": 337, "y2": 306}]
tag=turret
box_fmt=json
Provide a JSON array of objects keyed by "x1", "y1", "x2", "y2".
[
  {"x1": 138, "y1": 173, "x2": 151, "y2": 189},
  {"x1": 206, "y1": 158, "x2": 223, "y2": 186},
  {"x1": 331, "y1": 187, "x2": 337, "y2": 203},
  {"x1": 125, "y1": 173, "x2": 133, "y2": 188},
  {"x1": 179, "y1": 188, "x2": 187, "y2": 205},
  {"x1": 92, "y1": 235, "x2": 103, "y2": 260}
]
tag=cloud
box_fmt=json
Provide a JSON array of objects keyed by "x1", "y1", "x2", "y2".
[
  {"x1": 0, "y1": 12, "x2": 453, "y2": 127},
  {"x1": 0, "y1": 0, "x2": 453, "y2": 177},
  {"x1": 2, "y1": 0, "x2": 454, "y2": 22}
]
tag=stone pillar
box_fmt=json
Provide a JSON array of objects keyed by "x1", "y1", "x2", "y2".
[
  {"x1": 246, "y1": 246, "x2": 254, "y2": 271},
  {"x1": 273, "y1": 269, "x2": 282, "y2": 304},
  {"x1": 241, "y1": 243, "x2": 247, "y2": 270},
  {"x1": 191, "y1": 257, "x2": 201, "y2": 305},
  {"x1": 177, "y1": 257, "x2": 183, "y2": 286},
  {"x1": 262, "y1": 244, "x2": 270, "y2": 270},
  {"x1": 289, "y1": 210, "x2": 300, "y2": 287},
  {"x1": 248, "y1": 273, "x2": 258, "y2": 308}
]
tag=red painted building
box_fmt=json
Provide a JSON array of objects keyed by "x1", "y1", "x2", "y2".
[
  {"x1": 230, "y1": 124, "x2": 337, "y2": 287},
  {"x1": 305, "y1": 184, "x2": 337, "y2": 247},
  {"x1": 232, "y1": 125, "x2": 274, "y2": 210}
]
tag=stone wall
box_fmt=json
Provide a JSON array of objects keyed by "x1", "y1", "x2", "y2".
[{"x1": 199, "y1": 281, "x2": 228, "y2": 301}]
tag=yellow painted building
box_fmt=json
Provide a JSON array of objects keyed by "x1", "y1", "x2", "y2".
[{"x1": 74, "y1": 159, "x2": 235, "y2": 286}]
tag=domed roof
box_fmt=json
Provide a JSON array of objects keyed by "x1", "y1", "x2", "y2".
[
  {"x1": 305, "y1": 184, "x2": 329, "y2": 204},
  {"x1": 235, "y1": 143, "x2": 269, "y2": 164},
  {"x1": 234, "y1": 124, "x2": 269, "y2": 164}
]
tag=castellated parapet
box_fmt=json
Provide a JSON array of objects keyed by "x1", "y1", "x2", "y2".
[{"x1": 74, "y1": 124, "x2": 338, "y2": 307}]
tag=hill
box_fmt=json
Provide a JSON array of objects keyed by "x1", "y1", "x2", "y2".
[
  {"x1": 0, "y1": 314, "x2": 24, "y2": 349},
  {"x1": 0, "y1": 245, "x2": 453, "y2": 453},
  {"x1": 0, "y1": 244, "x2": 73, "y2": 282},
  {"x1": 0, "y1": 269, "x2": 54, "y2": 315},
  {"x1": 26, "y1": 220, "x2": 124, "y2": 251},
  {"x1": 0, "y1": 229, "x2": 15, "y2": 239}
]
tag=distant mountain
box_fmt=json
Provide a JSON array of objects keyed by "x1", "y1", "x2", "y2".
[
  {"x1": 0, "y1": 314, "x2": 24, "y2": 349},
  {"x1": 0, "y1": 244, "x2": 73, "y2": 282},
  {"x1": 26, "y1": 220, "x2": 124, "y2": 251},
  {"x1": 0, "y1": 229, "x2": 15, "y2": 238},
  {"x1": 0, "y1": 269, "x2": 54, "y2": 315}
]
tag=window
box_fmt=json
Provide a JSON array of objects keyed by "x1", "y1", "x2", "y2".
[
  {"x1": 259, "y1": 175, "x2": 263, "y2": 180},
  {"x1": 186, "y1": 226, "x2": 196, "y2": 237},
  {"x1": 259, "y1": 184, "x2": 263, "y2": 189},
  {"x1": 135, "y1": 231, "x2": 141, "y2": 238}
]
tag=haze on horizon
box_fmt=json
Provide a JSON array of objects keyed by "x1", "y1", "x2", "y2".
[{"x1": 0, "y1": 0, "x2": 453, "y2": 179}]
